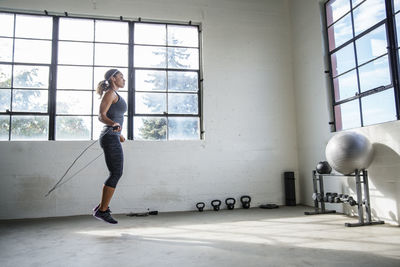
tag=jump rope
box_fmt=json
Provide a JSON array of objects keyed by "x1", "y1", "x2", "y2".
[{"x1": 45, "y1": 125, "x2": 120, "y2": 197}]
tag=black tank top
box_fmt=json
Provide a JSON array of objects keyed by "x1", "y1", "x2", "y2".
[{"x1": 100, "y1": 90, "x2": 127, "y2": 136}]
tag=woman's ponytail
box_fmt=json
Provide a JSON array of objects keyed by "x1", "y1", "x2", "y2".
[{"x1": 96, "y1": 80, "x2": 110, "y2": 98}]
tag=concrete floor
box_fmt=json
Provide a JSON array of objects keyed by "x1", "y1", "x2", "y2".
[{"x1": 0, "y1": 206, "x2": 400, "y2": 267}]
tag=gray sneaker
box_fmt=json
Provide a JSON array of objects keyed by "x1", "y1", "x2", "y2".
[{"x1": 93, "y1": 209, "x2": 118, "y2": 224}]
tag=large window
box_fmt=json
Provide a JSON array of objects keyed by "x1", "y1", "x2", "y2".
[
  {"x1": 0, "y1": 13, "x2": 52, "y2": 140},
  {"x1": 0, "y1": 12, "x2": 202, "y2": 141},
  {"x1": 56, "y1": 18, "x2": 129, "y2": 140},
  {"x1": 133, "y1": 23, "x2": 200, "y2": 140},
  {"x1": 325, "y1": 0, "x2": 400, "y2": 131}
]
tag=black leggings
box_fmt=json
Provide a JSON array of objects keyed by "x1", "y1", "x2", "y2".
[{"x1": 100, "y1": 134, "x2": 123, "y2": 188}]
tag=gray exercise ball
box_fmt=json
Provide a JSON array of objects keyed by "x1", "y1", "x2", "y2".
[{"x1": 325, "y1": 131, "x2": 374, "y2": 175}]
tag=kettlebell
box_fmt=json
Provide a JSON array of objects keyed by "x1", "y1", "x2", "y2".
[
  {"x1": 225, "y1": 198, "x2": 236, "y2": 210},
  {"x1": 240, "y1": 195, "x2": 251, "y2": 209},
  {"x1": 211, "y1": 200, "x2": 222, "y2": 211},
  {"x1": 196, "y1": 202, "x2": 205, "y2": 212}
]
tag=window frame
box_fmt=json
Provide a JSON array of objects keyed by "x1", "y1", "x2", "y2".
[
  {"x1": 324, "y1": 0, "x2": 400, "y2": 131},
  {"x1": 132, "y1": 22, "x2": 202, "y2": 140},
  {"x1": 0, "y1": 12, "x2": 53, "y2": 140},
  {"x1": 0, "y1": 10, "x2": 203, "y2": 141}
]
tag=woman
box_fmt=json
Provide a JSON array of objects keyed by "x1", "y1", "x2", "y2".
[{"x1": 93, "y1": 69, "x2": 127, "y2": 224}]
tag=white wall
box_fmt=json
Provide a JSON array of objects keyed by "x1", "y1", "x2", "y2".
[
  {"x1": 290, "y1": 0, "x2": 400, "y2": 225},
  {"x1": 0, "y1": 0, "x2": 299, "y2": 219}
]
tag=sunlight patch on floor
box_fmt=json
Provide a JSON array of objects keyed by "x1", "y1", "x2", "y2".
[{"x1": 77, "y1": 214, "x2": 400, "y2": 259}]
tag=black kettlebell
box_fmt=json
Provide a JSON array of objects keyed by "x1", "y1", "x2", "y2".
[
  {"x1": 225, "y1": 198, "x2": 236, "y2": 210},
  {"x1": 196, "y1": 202, "x2": 205, "y2": 212},
  {"x1": 240, "y1": 195, "x2": 251, "y2": 209},
  {"x1": 316, "y1": 161, "x2": 332, "y2": 174},
  {"x1": 211, "y1": 200, "x2": 221, "y2": 211}
]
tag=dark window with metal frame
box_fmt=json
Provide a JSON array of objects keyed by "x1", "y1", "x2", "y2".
[
  {"x1": 56, "y1": 17, "x2": 129, "y2": 140},
  {"x1": 0, "y1": 11, "x2": 202, "y2": 141},
  {"x1": 133, "y1": 23, "x2": 201, "y2": 140},
  {"x1": 325, "y1": 0, "x2": 400, "y2": 131},
  {"x1": 0, "y1": 13, "x2": 52, "y2": 140}
]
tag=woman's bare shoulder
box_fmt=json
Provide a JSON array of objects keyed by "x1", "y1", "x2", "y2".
[{"x1": 103, "y1": 89, "x2": 117, "y2": 101}]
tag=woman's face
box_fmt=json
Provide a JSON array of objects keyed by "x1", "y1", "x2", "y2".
[{"x1": 111, "y1": 73, "x2": 125, "y2": 89}]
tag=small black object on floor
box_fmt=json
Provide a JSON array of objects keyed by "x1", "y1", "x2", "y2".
[
  {"x1": 126, "y1": 210, "x2": 158, "y2": 217},
  {"x1": 259, "y1": 204, "x2": 279, "y2": 209}
]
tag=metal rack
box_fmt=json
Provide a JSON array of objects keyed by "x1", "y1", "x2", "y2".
[{"x1": 304, "y1": 169, "x2": 385, "y2": 227}]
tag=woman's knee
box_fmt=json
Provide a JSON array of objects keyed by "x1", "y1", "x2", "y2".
[{"x1": 105, "y1": 171, "x2": 123, "y2": 188}]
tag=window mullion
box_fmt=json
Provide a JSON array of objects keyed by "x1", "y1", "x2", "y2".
[
  {"x1": 128, "y1": 21, "x2": 134, "y2": 140},
  {"x1": 386, "y1": 0, "x2": 400, "y2": 119},
  {"x1": 48, "y1": 16, "x2": 59, "y2": 140}
]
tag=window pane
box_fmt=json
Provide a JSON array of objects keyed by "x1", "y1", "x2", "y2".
[
  {"x1": 14, "y1": 39, "x2": 52, "y2": 64},
  {"x1": 356, "y1": 24, "x2": 387, "y2": 65},
  {"x1": 12, "y1": 89, "x2": 48, "y2": 112},
  {"x1": 395, "y1": 13, "x2": 400, "y2": 48},
  {"x1": 13, "y1": 65, "x2": 49, "y2": 89},
  {"x1": 168, "y1": 93, "x2": 198, "y2": 114},
  {"x1": 15, "y1": 14, "x2": 52, "y2": 39},
  {"x1": 331, "y1": 43, "x2": 355, "y2": 77},
  {"x1": 168, "y1": 25, "x2": 198, "y2": 47},
  {"x1": 134, "y1": 116, "x2": 167, "y2": 140},
  {"x1": 352, "y1": 0, "x2": 364, "y2": 8},
  {"x1": 58, "y1": 41, "x2": 93, "y2": 65},
  {"x1": 95, "y1": 20, "x2": 128, "y2": 43},
  {"x1": 57, "y1": 66, "x2": 93, "y2": 89},
  {"x1": 0, "y1": 38, "x2": 13, "y2": 62},
  {"x1": 362, "y1": 89, "x2": 397, "y2": 126},
  {"x1": 93, "y1": 92, "x2": 101, "y2": 115},
  {"x1": 93, "y1": 67, "x2": 129, "y2": 90},
  {"x1": 11, "y1": 115, "x2": 48, "y2": 140},
  {"x1": 0, "y1": 115, "x2": 9, "y2": 140},
  {"x1": 334, "y1": 100, "x2": 361, "y2": 131},
  {"x1": 59, "y1": 18, "x2": 94, "y2": 41},
  {"x1": 168, "y1": 48, "x2": 199, "y2": 69},
  {"x1": 327, "y1": 13, "x2": 353, "y2": 51},
  {"x1": 0, "y1": 13, "x2": 14, "y2": 37},
  {"x1": 136, "y1": 70, "x2": 166, "y2": 91},
  {"x1": 358, "y1": 55, "x2": 391, "y2": 92},
  {"x1": 57, "y1": 91, "x2": 92, "y2": 115},
  {"x1": 93, "y1": 115, "x2": 103, "y2": 139},
  {"x1": 395, "y1": 0, "x2": 400, "y2": 12},
  {"x1": 333, "y1": 70, "x2": 358, "y2": 101},
  {"x1": 134, "y1": 45, "x2": 166, "y2": 68},
  {"x1": 122, "y1": 116, "x2": 127, "y2": 138},
  {"x1": 56, "y1": 116, "x2": 91, "y2": 140},
  {"x1": 326, "y1": 0, "x2": 351, "y2": 26},
  {"x1": 168, "y1": 117, "x2": 199, "y2": 140},
  {"x1": 0, "y1": 89, "x2": 11, "y2": 111},
  {"x1": 168, "y1": 71, "x2": 198, "y2": 92},
  {"x1": 134, "y1": 23, "x2": 166, "y2": 45},
  {"x1": 0, "y1": 64, "x2": 12, "y2": 87},
  {"x1": 94, "y1": 43, "x2": 128, "y2": 66},
  {"x1": 353, "y1": 0, "x2": 386, "y2": 36},
  {"x1": 135, "y1": 92, "x2": 166, "y2": 114}
]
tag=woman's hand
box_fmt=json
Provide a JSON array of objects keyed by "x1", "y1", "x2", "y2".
[
  {"x1": 120, "y1": 134, "x2": 126, "y2": 143},
  {"x1": 112, "y1": 122, "x2": 121, "y2": 132}
]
